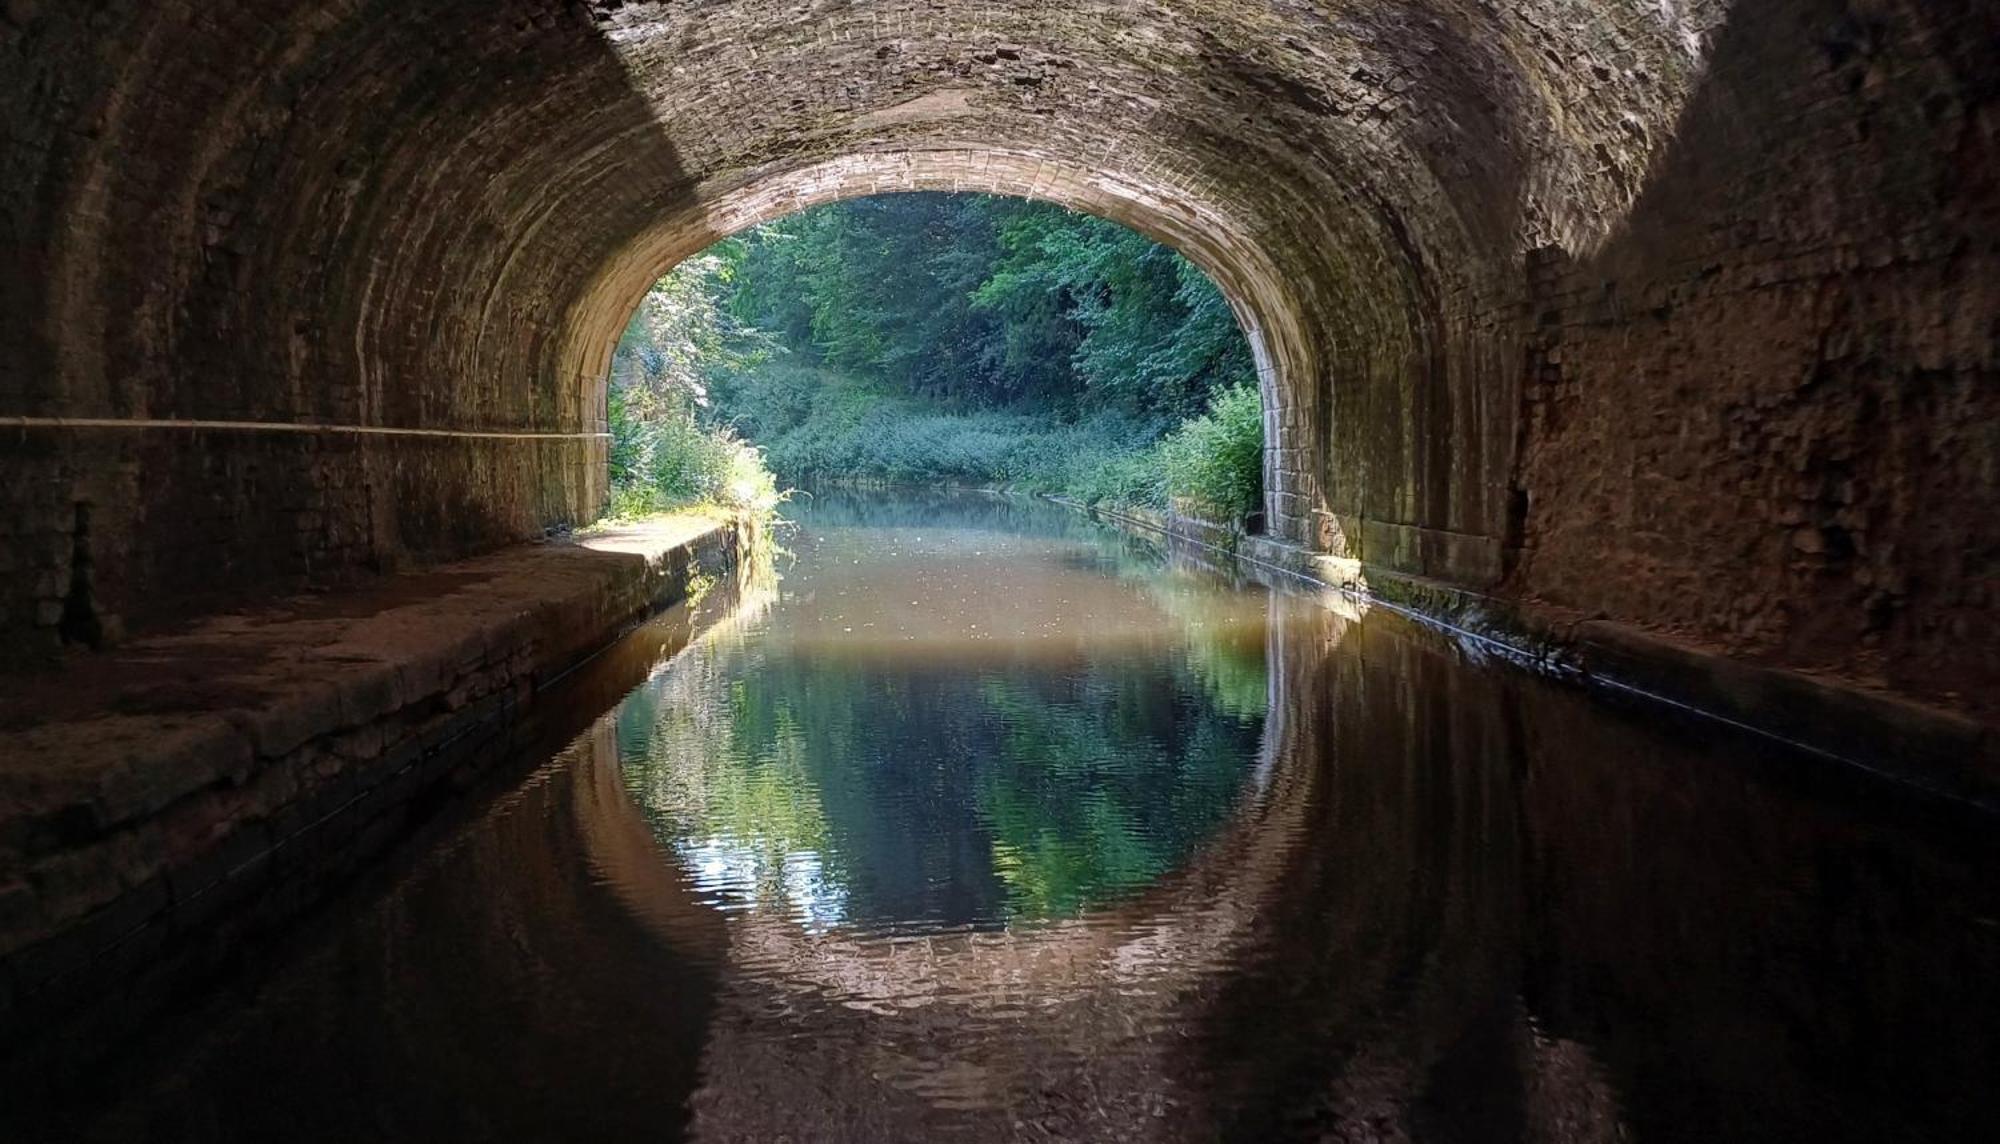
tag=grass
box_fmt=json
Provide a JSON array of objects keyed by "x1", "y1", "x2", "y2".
[
  {"x1": 715, "y1": 362, "x2": 1270, "y2": 521},
  {"x1": 613, "y1": 362, "x2": 1266, "y2": 531},
  {"x1": 602, "y1": 386, "x2": 786, "y2": 525}
]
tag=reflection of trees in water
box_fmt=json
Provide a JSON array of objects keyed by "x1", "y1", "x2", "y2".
[
  {"x1": 617, "y1": 636, "x2": 845, "y2": 922},
  {"x1": 645, "y1": 589, "x2": 2000, "y2": 1143},
  {"x1": 1134, "y1": 564, "x2": 1270, "y2": 723},
  {"x1": 976, "y1": 672, "x2": 1257, "y2": 917},
  {"x1": 617, "y1": 494, "x2": 2000, "y2": 1141},
  {"x1": 42, "y1": 496, "x2": 1998, "y2": 1143},
  {"x1": 614, "y1": 584, "x2": 1267, "y2": 926}
]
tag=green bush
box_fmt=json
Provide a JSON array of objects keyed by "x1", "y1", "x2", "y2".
[
  {"x1": 704, "y1": 362, "x2": 1259, "y2": 522},
  {"x1": 714, "y1": 364, "x2": 1156, "y2": 498},
  {"x1": 1070, "y1": 449, "x2": 1167, "y2": 509},
  {"x1": 606, "y1": 387, "x2": 782, "y2": 520},
  {"x1": 1157, "y1": 382, "x2": 1263, "y2": 522}
]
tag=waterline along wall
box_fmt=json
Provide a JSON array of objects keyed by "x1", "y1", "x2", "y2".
[{"x1": 1, "y1": 3, "x2": 1994, "y2": 756}]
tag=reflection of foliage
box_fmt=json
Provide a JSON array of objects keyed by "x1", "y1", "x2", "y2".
[
  {"x1": 618, "y1": 642, "x2": 839, "y2": 908},
  {"x1": 1184, "y1": 639, "x2": 1268, "y2": 724},
  {"x1": 686, "y1": 709, "x2": 831, "y2": 861},
  {"x1": 622, "y1": 645, "x2": 1263, "y2": 925},
  {"x1": 976, "y1": 675, "x2": 1258, "y2": 918},
  {"x1": 614, "y1": 493, "x2": 1272, "y2": 927},
  {"x1": 1135, "y1": 569, "x2": 1270, "y2": 723}
]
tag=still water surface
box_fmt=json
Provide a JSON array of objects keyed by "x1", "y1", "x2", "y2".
[{"x1": 36, "y1": 492, "x2": 2000, "y2": 1141}]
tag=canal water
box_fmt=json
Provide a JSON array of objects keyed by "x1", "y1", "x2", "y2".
[{"x1": 26, "y1": 491, "x2": 2000, "y2": 1141}]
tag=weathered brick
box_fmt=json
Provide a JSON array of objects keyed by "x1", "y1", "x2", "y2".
[{"x1": 0, "y1": 2, "x2": 1991, "y2": 727}]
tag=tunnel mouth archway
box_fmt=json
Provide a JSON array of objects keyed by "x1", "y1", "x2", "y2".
[
  {"x1": 575, "y1": 159, "x2": 1313, "y2": 530},
  {"x1": 1, "y1": 0, "x2": 1990, "y2": 747},
  {"x1": 588, "y1": 177, "x2": 1293, "y2": 530}
]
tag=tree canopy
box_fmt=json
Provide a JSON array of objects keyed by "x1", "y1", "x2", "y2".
[
  {"x1": 607, "y1": 192, "x2": 1267, "y2": 524},
  {"x1": 721, "y1": 193, "x2": 1256, "y2": 422}
]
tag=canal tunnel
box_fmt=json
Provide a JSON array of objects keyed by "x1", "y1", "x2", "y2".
[
  {"x1": 3, "y1": 0, "x2": 1991, "y2": 726},
  {"x1": 2, "y1": 0, "x2": 1999, "y2": 1044}
]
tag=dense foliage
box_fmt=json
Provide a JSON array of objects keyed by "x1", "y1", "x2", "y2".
[
  {"x1": 607, "y1": 192, "x2": 1266, "y2": 524},
  {"x1": 1157, "y1": 383, "x2": 1265, "y2": 521},
  {"x1": 603, "y1": 253, "x2": 780, "y2": 519},
  {"x1": 725, "y1": 194, "x2": 1253, "y2": 421}
]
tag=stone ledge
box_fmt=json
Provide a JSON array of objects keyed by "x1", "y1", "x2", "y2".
[
  {"x1": 0, "y1": 514, "x2": 742, "y2": 1027},
  {"x1": 1055, "y1": 497, "x2": 1995, "y2": 808},
  {"x1": 1056, "y1": 497, "x2": 1240, "y2": 552},
  {"x1": 1231, "y1": 533, "x2": 1999, "y2": 808}
]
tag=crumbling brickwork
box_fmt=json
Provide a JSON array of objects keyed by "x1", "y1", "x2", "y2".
[
  {"x1": 1505, "y1": 0, "x2": 2000, "y2": 715},
  {"x1": 1, "y1": 0, "x2": 1992, "y2": 715}
]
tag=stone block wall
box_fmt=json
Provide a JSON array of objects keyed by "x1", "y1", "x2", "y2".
[
  {"x1": 0, "y1": 428, "x2": 603, "y2": 665},
  {"x1": 1504, "y1": 0, "x2": 1999, "y2": 717},
  {"x1": 0, "y1": 518, "x2": 740, "y2": 1057},
  {"x1": 0, "y1": 0, "x2": 1992, "y2": 724},
  {"x1": 0, "y1": 0, "x2": 651, "y2": 662}
]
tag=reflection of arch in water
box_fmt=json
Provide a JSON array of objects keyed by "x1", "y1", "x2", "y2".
[
  {"x1": 571, "y1": 595, "x2": 1321, "y2": 1136},
  {"x1": 573, "y1": 580, "x2": 1630, "y2": 1140},
  {"x1": 576, "y1": 580, "x2": 1317, "y2": 1003}
]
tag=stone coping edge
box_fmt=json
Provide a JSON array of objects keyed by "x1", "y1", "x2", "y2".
[
  {"x1": 0, "y1": 518, "x2": 746, "y2": 1046},
  {"x1": 1055, "y1": 495, "x2": 1998, "y2": 812}
]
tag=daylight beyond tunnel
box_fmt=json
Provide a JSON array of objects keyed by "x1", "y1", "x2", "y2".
[
  {"x1": 604, "y1": 192, "x2": 1270, "y2": 526},
  {"x1": 1, "y1": 0, "x2": 1994, "y2": 718}
]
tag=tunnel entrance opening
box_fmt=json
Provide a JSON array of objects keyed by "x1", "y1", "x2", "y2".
[{"x1": 596, "y1": 190, "x2": 1272, "y2": 538}]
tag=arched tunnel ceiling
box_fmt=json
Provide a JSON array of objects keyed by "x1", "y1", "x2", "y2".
[
  {"x1": 2, "y1": 0, "x2": 1994, "y2": 715},
  {"x1": 591, "y1": 0, "x2": 1720, "y2": 258},
  {"x1": 560, "y1": 0, "x2": 1727, "y2": 403},
  {"x1": 1, "y1": 0, "x2": 1729, "y2": 445}
]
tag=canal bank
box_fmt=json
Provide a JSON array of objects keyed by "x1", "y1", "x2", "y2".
[
  {"x1": 1061, "y1": 495, "x2": 1999, "y2": 810},
  {"x1": 0, "y1": 515, "x2": 748, "y2": 1048}
]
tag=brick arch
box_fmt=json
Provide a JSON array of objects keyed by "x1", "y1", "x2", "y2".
[
  {"x1": 563, "y1": 150, "x2": 1317, "y2": 538},
  {"x1": 2, "y1": 0, "x2": 1993, "y2": 718},
  {"x1": 1, "y1": 0, "x2": 1710, "y2": 634}
]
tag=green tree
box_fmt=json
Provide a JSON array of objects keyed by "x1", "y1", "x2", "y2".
[
  {"x1": 606, "y1": 246, "x2": 781, "y2": 515},
  {"x1": 625, "y1": 192, "x2": 1264, "y2": 520}
]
